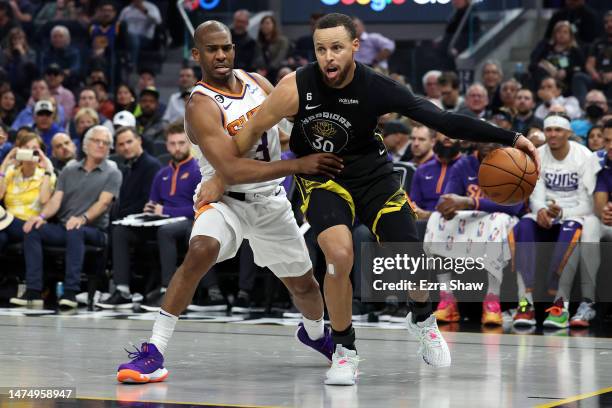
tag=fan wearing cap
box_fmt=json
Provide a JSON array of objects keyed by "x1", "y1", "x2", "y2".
[
  {"x1": 136, "y1": 86, "x2": 164, "y2": 153},
  {"x1": 33, "y1": 100, "x2": 63, "y2": 155},
  {"x1": 44, "y1": 63, "x2": 75, "y2": 120},
  {"x1": 512, "y1": 112, "x2": 600, "y2": 328},
  {"x1": 11, "y1": 79, "x2": 67, "y2": 131}
]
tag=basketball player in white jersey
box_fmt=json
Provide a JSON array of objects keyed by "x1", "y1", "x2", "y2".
[{"x1": 115, "y1": 21, "x2": 343, "y2": 384}]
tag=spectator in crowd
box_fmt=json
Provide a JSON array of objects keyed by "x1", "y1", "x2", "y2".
[
  {"x1": 86, "y1": 69, "x2": 108, "y2": 87},
  {"x1": 136, "y1": 87, "x2": 164, "y2": 153},
  {"x1": 98, "y1": 121, "x2": 198, "y2": 310},
  {"x1": 490, "y1": 110, "x2": 513, "y2": 130},
  {"x1": 481, "y1": 61, "x2": 503, "y2": 112},
  {"x1": 12, "y1": 125, "x2": 121, "y2": 308},
  {"x1": 409, "y1": 125, "x2": 436, "y2": 167},
  {"x1": 293, "y1": 12, "x2": 323, "y2": 66},
  {"x1": 0, "y1": 132, "x2": 55, "y2": 256},
  {"x1": 137, "y1": 68, "x2": 156, "y2": 92},
  {"x1": 0, "y1": 124, "x2": 11, "y2": 161},
  {"x1": 230, "y1": 10, "x2": 261, "y2": 72},
  {"x1": 8, "y1": 0, "x2": 34, "y2": 30},
  {"x1": 0, "y1": 2, "x2": 17, "y2": 43},
  {"x1": 72, "y1": 88, "x2": 113, "y2": 132},
  {"x1": 12, "y1": 79, "x2": 67, "y2": 130},
  {"x1": 352, "y1": 16, "x2": 395, "y2": 69},
  {"x1": 422, "y1": 70, "x2": 442, "y2": 103},
  {"x1": 594, "y1": 120, "x2": 612, "y2": 240},
  {"x1": 438, "y1": 0, "x2": 481, "y2": 69},
  {"x1": 118, "y1": 0, "x2": 161, "y2": 71},
  {"x1": 512, "y1": 112, "x2": 596, "y2": 328},
  {"x1": 513, "y1": 88, "x2": 544, "y2": 134},
  {"x1": 163, "y1": 67, "x2": 196, "y2": 124},
  {"x1": 111, "y1": 126, "x2": 160, "y2": 219},
  {"x1": 40, "y1": 26, "x2": 81, "y2": 84},
  {"x1": 438, "y1": 71, "x2": 464, "y2": 112},
  {"x1": 32, "y1": 100, "x2": 63, "y2": 154},
  {"x1": 544, "y1": 0, "x2": 603, "y2": 45},
  {"x1": 382, "y1": 120, "x2": 412, "y2": 163},
  {"x1": 574, "y1": 11, "x2": 612, "y2": 104},
  {"x1": 91, "y1": 80, "x2": 115, "y2": 119},
  {"x1": 410, "y1": 134, "x2": 462, "y2": 221},
  {"x1": 44, "y1": 64, "x2": 75, "y2": 120},
  {"x1": 34, "y1": 0, "x2": 79, "y2": 29},
  {"x1": 429, "y1": 141, "x2": 524, "y2": 326},
  {"x1": 571, "y1": 89, "x2": 608, "y2": 139},
  {"x1": 535, "y1": 77, "x2": 582, "y2": 120},
  {"x1": 257, "y1": 15, "x2": 290, "y2": 81},
  {"x1": 0, "y1": 90, "x2": 18, "y2": 127},
  {"x1": 0, "y1": 28, "x2": 37, "y2": 101},
  {"x1": 114, "y1": 83, "x2": 137, "y2": 114},
  {"x1": 498, "y1": 79, "x2": 520, "y2": 115},
  {"x1": 587, "y1": 125, "x2": 605, "y2": 151},
  {"x1": 72, "y1": 107, "x2": 99, "y2": 147},
  {"x1": 50, "y1": 132, "x2": 77, "y2": 171},
  {"x1": 458, "y1": 83, "x2": 490, "y2": 119},
  {"x1": 88, "y1": 0, "x2": 127, "y2": 88},
  {"x1": 530, "y1": 20, "x2": 585, "y2": 98}
]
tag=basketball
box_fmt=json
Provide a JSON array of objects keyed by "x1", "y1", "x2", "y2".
[{"x1": 478, "y1": 147, "x2": 538, "y2": 205}]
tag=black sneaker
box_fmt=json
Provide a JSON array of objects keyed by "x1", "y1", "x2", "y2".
[
  {"x1": 10, "y1": 289, "x2": 43, "y2": 307},
  {"x1": 389, "y1": 304, "x2": 410, "y2": 323},
  {"x1": 59, "y1": 290, "x2": 78, "y2": 309},
  {"x1": 96, "y1": 290, "x2": 133, "y2": 309},
  {"x1": 187, "y1": 288, "x2": 226, "y2": 312},
  {"x1": 231, "y1": 290, "x2": 251, "y2": 314},
  {"x1": 141, "y1": 288, "x2": 166, "y2": 312},
  {"x1": 352, "y1": 298, "x2": 369, "y2": 321},
  {"x1": 376, "y1": 303, "x2": 399, "y2": 322}
]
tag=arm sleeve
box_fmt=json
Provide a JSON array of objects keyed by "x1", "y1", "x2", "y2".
[
  {"x1": 529, "y1": 176, "x2": 547, "y2": 214},
  {"x1": 374, "y1": 74, "x2": 517, "y2": 145},
  {"x1": 56, "y1": 169, "x2": 67, "y2": 192},
  {"x1": 102, "y1": 167, "x2": 122, "y2": 198}
]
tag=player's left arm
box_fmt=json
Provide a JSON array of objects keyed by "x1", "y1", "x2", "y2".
[{"x1": 379, "y1": 76, "x2": 540, "y2": 173}]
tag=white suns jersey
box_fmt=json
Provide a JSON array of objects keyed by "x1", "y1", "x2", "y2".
[
  {"x1": 187, "y1": 70, "x2": 282, "y2": 194},
  {"x1": 529, "y1": 141, "x2": 598, "y2": 221}
]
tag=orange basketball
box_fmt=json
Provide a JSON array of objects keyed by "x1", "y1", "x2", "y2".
[{"x1": 478, "y1": 147, "x2": 538, "y2": 205}]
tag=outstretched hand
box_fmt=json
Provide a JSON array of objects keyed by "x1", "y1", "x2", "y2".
[{"x1": 514, "y1": 135, "x2": 541, "y2": 175}]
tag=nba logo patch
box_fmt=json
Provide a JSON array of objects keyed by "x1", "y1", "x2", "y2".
[
  {"x1": 489, "y1": 213, "x2": 498, "y2": 220},
  {"x1": 477, "y1": 221, "x2": 485, "y2": 237},
  {"x1": 488, "y1": 227, "x2": 500, "y2": 241},
  {"x1": 438, "y1": 217, "x2": 446, "y2": 231},
  {"x1": 467, "y1": 238, "x2": 473, "y2": 253},
  {"x1": 446, "y1": 236, "x2": 454, "y2": 250}
]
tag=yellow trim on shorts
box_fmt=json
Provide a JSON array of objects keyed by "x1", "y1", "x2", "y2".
[
  {"x1": 295, "y1": 176, "x2": 355, "y2": 223},
  {"x1": 371, "y1": 188, "x2": 416, "y2": 243}
]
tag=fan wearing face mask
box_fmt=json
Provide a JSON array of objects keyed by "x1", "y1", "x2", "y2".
[{"x1": 570, "y1": 89, "x2": 609, "y2": 142}]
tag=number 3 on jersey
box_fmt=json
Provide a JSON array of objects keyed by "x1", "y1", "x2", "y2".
[{"x1": 255, "y1": 132, "x2": 270, "y2": 161}]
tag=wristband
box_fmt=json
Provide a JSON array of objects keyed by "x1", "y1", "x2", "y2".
[
  {"x1": 82, "y1": 214, "x2": 89, "y2": 224},
  {"x1": 39, "y1": 214, "x2": 46, "y2": 220},
  {"x1": 512, "y1": 132, "x2": 522, "y2": 147}
]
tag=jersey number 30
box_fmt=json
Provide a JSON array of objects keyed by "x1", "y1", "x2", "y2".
[{"x1": 312, "y1": 135, "x2": 335, "y2": 153}]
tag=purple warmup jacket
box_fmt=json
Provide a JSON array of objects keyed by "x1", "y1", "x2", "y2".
[
  {"x1": 410, "y1": 155, "x2": 462, "y2": 211},
  {"x1": 149, "y1": 157, "x2": 200, "y2": 219},
  {"x1": 443, "y1": 154, "x2": 524, "y2": 215}
]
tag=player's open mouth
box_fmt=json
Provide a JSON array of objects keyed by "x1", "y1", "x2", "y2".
[{"x1": 325, "y1": 66, "x2": 339, "y2": 80}]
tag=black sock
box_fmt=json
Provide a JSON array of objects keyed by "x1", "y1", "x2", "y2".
[
  {"x1": 332, "y1": 324, "x2": 356, "y2": 351},
  {"x1": 408, "y1": 300, "x2": 432, "y2": 323}
]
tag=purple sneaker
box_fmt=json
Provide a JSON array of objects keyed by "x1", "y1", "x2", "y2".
[
  {"x1": 117, "y1": 342, "x2": 168, "y2": 383},
  {"x1": 295, "y1": 323, "x2": 334, "y2": 363}
]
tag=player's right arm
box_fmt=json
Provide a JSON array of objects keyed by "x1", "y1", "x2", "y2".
[
  {"x1": 233, "y1": 72, "x2": 300, "y2": 156},
  {"x1": 185, "y1": 92, "x2": 342, "y2": 186}
]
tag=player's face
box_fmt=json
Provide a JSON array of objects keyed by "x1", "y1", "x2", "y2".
[
  {"x1": 192, "y1": 31, "x2": 235, "y2": 83},
  {"x1": 544, "y1": 126, "x2": 570, "y2": 150},
  {"x1": 313, "y1": 26, "x2": 359, "y2": 88},
  {"x1": 603, "y1": 128, "x2": 612, "y2": 159}
]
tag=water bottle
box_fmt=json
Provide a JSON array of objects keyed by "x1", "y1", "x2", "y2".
[{"x1": 56, "y1": 281, "x2": 64, "y2": 298}]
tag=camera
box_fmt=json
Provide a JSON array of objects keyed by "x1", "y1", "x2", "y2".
[{"x1": 15, "y1": 149, "x2": 40, "y2": 162}]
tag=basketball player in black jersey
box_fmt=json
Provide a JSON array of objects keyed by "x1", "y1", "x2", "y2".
[{"x1": 198, "y1": 13, "x2": 540, "y2": 385}]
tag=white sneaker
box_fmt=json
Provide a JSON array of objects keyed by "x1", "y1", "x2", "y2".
[
  {"x1": 324, "y1": 345, "x2": 359, "y2": 386},
  {"x1": 570, "y1": 301, "x2": 596, "y2": 327},
  {"x1": 76, "y1": 291, "x2": 111, "y2": 305},
  {"x1": 406, "y1": 312, "x2": 451, "y2": 368}
]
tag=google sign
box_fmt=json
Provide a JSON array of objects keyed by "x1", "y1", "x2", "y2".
[{"x1": 320, "y1": 0, "x2": 451, "y2": 12}]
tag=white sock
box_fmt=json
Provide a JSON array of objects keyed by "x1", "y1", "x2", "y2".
[
  {"x1": 438, "y1": 272, "x2": 452, "y2": 296},
  {"x1": 517, "y1": 274, "x2": 533, "y2": 304},
  {"x1": 302, "y1": 314, "x2": 324, "y2": 341},
  {"x1": 117, "y1": 284, "x2": 130, "y2": 296},
  {"x1": 150, "y1": 308, "x2": 178, "y2": 356},
  {"x1": 487, "y1": 272, "x2": 501, "y2": 296}
]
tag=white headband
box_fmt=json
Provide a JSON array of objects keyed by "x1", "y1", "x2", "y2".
[{"x1": 543, "y1": 115, "x2": 571, "y2": 131}]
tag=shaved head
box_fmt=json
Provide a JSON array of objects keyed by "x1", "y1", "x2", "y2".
[{"x1": 194, "y1": 20, "x2": 231, "y2": 48}]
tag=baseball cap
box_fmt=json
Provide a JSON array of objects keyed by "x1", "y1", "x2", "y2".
[
  {"x1": 34, "y1": 100, "x2": 55, "y2": 115},
  {"x1": 383, "y1": 120, "x2": 410, "y2": 137},
  {"x1": 140, "y1": 86, "x2": 160, "y2": 99},
  {"x1": 113, "y1": 110, "x2": 136, "y2": 128}
]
